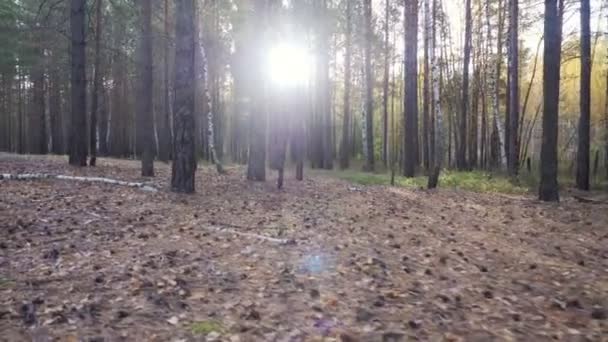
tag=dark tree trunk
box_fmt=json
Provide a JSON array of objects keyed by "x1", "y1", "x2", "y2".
[
  {"x1": 382, "y1": 0, "x2": 390, "y2": 167},
  {"x1": 507, "y1": 0, "x2": 519, "y2": 176},
  {"x1": 363, "y1": 0, "x2": 374, "y2": 171},
  {"x1": 89, "y1": 0, "x2": 102, "y2": 166},
  {"x1": 157, "y1": 0, "x2": 171, "y2": 162},
  {"x1": 49, "y1": 64, "x2": 63, "y2": 155},
  {"x1": 458, "y1": 0, "x2": 472, "y2": 170},
  {"x1": 171, "y1": 0, "x2": 197, "y2": 193},
  {"x1": 403, "y1": 0, "x2": 418, "y2": 177},
  {"x1": 246, "y1": 0, "x2": 267, "y2": 181},
  {"x1": 69, "y1": 0, "x2": 88, "y2": 166},
  {"x1": 422, "y1": 0, "x2": 431, "y2": 171},
  {"x1": 539, "y1": 0, "x2": 561, "y2": 202},
  {"x1": 576, "y1": 0, "x2": 591, "y2": 190},
  {"x1": 339, "y1": 0, "x2": 352, "y2": 170},
  {"x1": 139, "y1": 0, "x2": 155, "y2": 176},
  {"x1": 31, "y1": 50, "x2": 47, "y2": 155}
]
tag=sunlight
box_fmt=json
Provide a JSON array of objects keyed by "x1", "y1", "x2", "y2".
[{"x1": 267, "y1": 43, "x2": 313, "y2": 87}]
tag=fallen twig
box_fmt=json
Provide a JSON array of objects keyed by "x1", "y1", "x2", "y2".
[
  {"x1": 0, "y1": 173, "x2": 158, "y2": 192},
  {"x1": 202, "y1": 223, "x2": 296, "y2": 245},
  {"x1": 573, "y1": 195, "x2": 607, "y2": 205}
]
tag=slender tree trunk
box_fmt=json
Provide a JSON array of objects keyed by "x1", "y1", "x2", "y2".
[
  {"x1": 200, "y1": 42, "x2": 225, "y2": 174},
  {"x1": 423, "y1": 0, "x2": 431, "y2": 171},
  {"x1": 69, "y1": 0, "x2": 88, "y2": 166},
  {"x1": 157, "y1": 0, "x2": 171, "y2": 162},
  {"x1": 458, "y1": 0, "x2": 472, "y2": 170},
  {"x1": 171, "y1": 0, "x2": 197, "y2": 192},
  {"x1": 382, "y1": 0, "x2": 390, "y2": 167},
  {"x1": 576, "y1": 0, "x2": 591, "y2": 190},
  {"x1": 247, "y1": 0, "x2": 267, "y2": 181},
  {"x1": 32, "y1": 48, "x2": 47, "y2": 155},
  {"x1": 340, "y1": 0, "x2": 352, "y2": 170},
  {"x1": 139, "y1": 0, "x2": 154, "y2": 176},
  {"x1": 539, "y1": 0, "x2": 561, "y2": 202},
  {"x1": 403, "y1": 0, "x2": 418, "y2": 177},
  {"x1": 428, "y1": 0, "x2": 444, "y2": 189},
  {"x1": 507, "y1": 0, "x2": 519, "y2": 176},
  {"x1": 363, "y1": 0, "x2": 374, "y2": 171},
  {"x1": 89, "y1": 0, "x2": 102, "y2": 166}
]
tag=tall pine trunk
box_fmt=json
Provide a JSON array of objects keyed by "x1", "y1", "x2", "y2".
[
  {"x1": 507, "y1": 0, "x2": 519, "y2": 176},
  {"x1": 539, "y1": 0, "x2": 561, "y2": 202},
  {"x1": 576, "y1": 0, "x2": 591, "y2": 190},
  {"x1": 69, "y1": 0, "x2": 88, "y2": 166},
  {"x1": 171, "y1": 0, "x2": 196, "y2": 192},
  {"x1": 458, "y1": 0, "x2": 472, "y2": 170},
  {"x1": 428, "y1": 0, "x2": 444, "y2": 188},
  {"x1": 139, "y1": 0, "x2": 154, "y2": 176},
  {"x1": 340, "y1": 0, "x2": 352, "y2": 170},
  {"x1": 89, "y1": 0, "x2": 102, "y2": 166},
  {"x1": 403, "y1": 0, "x2": 418, "y2": 177},
  {"x1": 363, "y1": 0, "x2": 374, "y2": 171},
  {"x1": 382, "y1": 0, "x2": 390, "y2": 167}
]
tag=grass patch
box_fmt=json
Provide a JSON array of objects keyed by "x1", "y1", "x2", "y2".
[
  {"x1": 0, "y1": 276, "x2": 14, "y2": 289},
  {"x1": 330, "y1": 169, "x2": 531, "y2": 194},
  {"x1": 190, "y1": 320, "x2": 224, "y2": 335}
]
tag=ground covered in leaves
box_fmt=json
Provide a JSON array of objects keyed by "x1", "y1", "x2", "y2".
[{"x1": 1, "y1": 153, "x2": 607, "y2": 341}]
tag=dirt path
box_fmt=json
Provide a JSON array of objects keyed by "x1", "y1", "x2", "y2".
[{"x1": 1, "y1": 154, "x2": 607, "y2": 341}]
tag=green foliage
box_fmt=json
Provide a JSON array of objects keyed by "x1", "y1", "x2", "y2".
[
  {"x1": 190, "y1": 320, "x2": 224, "y2": 335},
  {"x1": 331, "y1": 169, "x2": 531, "y2": 194}
]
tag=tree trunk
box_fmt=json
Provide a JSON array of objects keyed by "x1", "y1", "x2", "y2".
[
  {"x1": 69, "y1": 0, "x2": 88, "y2": 166},
  {"x1": 403, "y1": 0, "x2": 418, "y2": 177},
  {"x1": 422, "y1": 0, "x2": 431, "y2": 171},
  {"x1": 363, "y1": 0, "x2": 374, "y2": 171},
  {"x1": 576, "y1": 0, "x2": 591, "y2": 190},
  {"x1": 246, "y1": 0, "x2": 267, "y2": 181},
  {"x1": 139, "y1": 0, "x2": 155, "y2": 176},
  {"x1": 157, "y1": 0, "x2": 171, "y2": 162},
  {"x1": 339, "y1": 0, "x2": 352, "y2": 170},
  {"x1": 507, "y1": 0, "x2": 519, "y2": 176},
  {"x1": 382, "y1": 0, "x2": 390, "y2": 167},
  {"x1": 428, "y1": 0, "x2": 444, "y2": 189},
  {"x1": 539, "y1": 0, "x2": 561, "y2": 202},
  {"x1": 89, "y1": 0, "x2": 102, "y2": 166},
  {"x1": 171, "y1": 0, "x2": 197, "y2": 192},
  {"x1": 458, "y1": 0, "x2": 472, "y2": 170}
]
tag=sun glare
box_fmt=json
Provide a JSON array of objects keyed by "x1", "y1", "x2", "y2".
[{"x1": 267, "y1": 43, "x2": 313, "y2": 87}]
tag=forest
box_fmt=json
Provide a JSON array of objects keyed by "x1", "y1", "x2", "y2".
[{"x1": 0, "y1": 0, "x2": 607, "y2": 340}]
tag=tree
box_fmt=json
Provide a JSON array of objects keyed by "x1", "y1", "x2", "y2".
[
  {"x1": 422, "y1": 0, "x2": 431, "y2": 171},
  {"x1": 403, "y1": 0, "x2": 418, "y2": 177},
  {"x1": 363, "y1": 0, "x2": 374, "y2": 171},
  {"x1": 576, "y1": 0, "x2": 590, "y2": 190},
  {"x1": 171, "y1": 0, "x2": 196, "y2": 193},
  {"x1": 507, "y1": 0, "x2": 519, "y2": 176},
  {"x1": 246, "y1": 0, "x2": 267, "y2": 181},
  {"x1": 69, "y1": 0, "x2": 87, "y2": 166},
  {"x1": 382, "y1": 0, "x2": 390, "y2": 167},
  {"x1": 340, "y1": 0, "x2": 352, "y2": 170},
  {"x1": 457, "y1": 0, "x2": 472, "y2": 170},
  {"x1": 428, "y1": 0, "x2": 444, "y2": 189},
  {"x1": 158, "y1": 0, "x2": 171, "y2": 162},
  {"x1": 139, "y1": 0, "x2": 154, "y2": 177},
  {"x1": 90, "y1": 0, "x2": 102, "y2": 166},
  {"x1": 539, "y1": 0, "x2": 561, "y2": 202}
]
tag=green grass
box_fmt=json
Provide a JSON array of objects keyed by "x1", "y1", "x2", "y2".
[
  {"x1": 330, "y1": 169, "x2": 531, "y2": 194},
  {"x1": 190, "y1": 320, "x2": 224, "y2": 335}
]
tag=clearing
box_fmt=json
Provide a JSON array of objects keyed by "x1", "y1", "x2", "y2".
[{"x1": 0, "y1": 154, "x2": 607, "y2": 341}]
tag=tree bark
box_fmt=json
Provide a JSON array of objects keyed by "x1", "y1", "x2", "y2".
[
  {"x1": 246, "y1": 0, "x2": 267, "y2": 181},
  {"x1": 363, "y1": 0, "x2": 374, "y2": 171},
  {"x1": 339, "y1": 0, "x2": 352, "y2": 170},
  {"x1": 69, "y1": 0, "x2": 88, "y2": 166},
  {"x1": 576, "y1": 0, "x2": 591, "y2": 190},
  {"x1": 171, "y1": 0, "x2": 197, "y2": 192},
  {"x1": 139, "y1": 0, "x2": 155, "y2": 176},
  {"x1": 89, "y1": 0, "x2": 102, "y2": 166},
  {"x1": 428, "y1": 0, "x2": 444, "y2": 189},
  {"x1": 423, "y1": 0, "x2": 431, "y2": 171},
  {"x1": 507, "y1": 0, "x2": 519, "y2": 176},
  {"x1": 458, "y1": 0, "x2": 472, "y2": 170},
  {"x1": 539, "y1": 0, "x2": 561, "y2": 202},
  {"x1": 403, "y1": 0, "x2": 418, "y2": 177},
  {"x1": 382, "y1": 0, "x2": 390, "y2": 167}
]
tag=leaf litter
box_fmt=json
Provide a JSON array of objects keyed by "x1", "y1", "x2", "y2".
[{"x1": 0, "y1": 153, "x2": 607, "y2": 341}]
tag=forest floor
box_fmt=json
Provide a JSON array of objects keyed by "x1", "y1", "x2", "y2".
[{"x1": 0, "y1": 153, "x2": 607, "y2": 342}]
